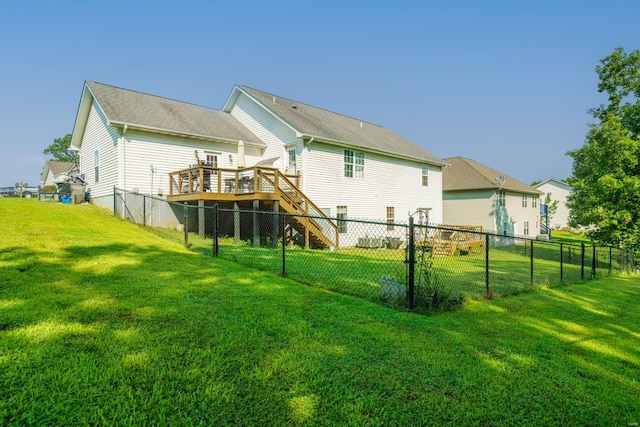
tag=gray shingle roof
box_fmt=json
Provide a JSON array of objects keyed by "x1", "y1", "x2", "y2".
[
  {"x1": 47, "y1": 161, "x2": 78, "y2": 177},
  {"x1": 86, "y1": 81, "x2": 264, "y2": 146},
  {"x1": 442, "y1": 157, "x2": 543, "y2": 194},
  {"x1": 238, "y1": 86, "x2": 446, "y2": 166}
]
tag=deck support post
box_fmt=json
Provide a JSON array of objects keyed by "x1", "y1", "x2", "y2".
[
  {"x1": 234, "y1": 202, "x2": 240, "y2": 244},
  {"x1": 253, "y1": 200, "x2": 260, "y2": 247},
  {"x1": 198, "y1": 200, "x2": 205, "y2": 239},
  {"x1": 272, "y1": 200, "x2": 280, "y2": 248}
]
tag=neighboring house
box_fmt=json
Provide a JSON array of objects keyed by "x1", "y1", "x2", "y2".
[
  {"x1": 534, "y1": 178, "x2": 571, "y2": 229},
  {"x1": 40, "y1": 161, "x2": 79, "y2": 187},
  {"x1": 442, "y1": 157, "x2": 543, "y2": 237},
  {"x1": 70, "y1": 81, "x2": 447, "y2": 247}
]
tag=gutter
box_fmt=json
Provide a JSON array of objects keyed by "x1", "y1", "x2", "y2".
[
  {"x1": 108, "y1": 120, "x2": 266, "y2": 148},
  {"x1": 302, "y1": 133, "x2": 448, "y2": 168}
]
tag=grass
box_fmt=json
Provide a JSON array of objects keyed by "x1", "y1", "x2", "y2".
[
  {"x1": 1, "y1": 198, "x2": 639, "y2": 425},
  {"x1": 176, "y1": 228, "x2": 616, "y2": 311}
]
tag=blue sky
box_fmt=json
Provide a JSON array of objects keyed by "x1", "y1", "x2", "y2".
[{"x1": 1, "y1": 0, "x2": 638, "y2": 188}]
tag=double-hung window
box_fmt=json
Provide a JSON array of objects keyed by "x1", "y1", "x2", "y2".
[
  {"x1": 498, "y1": 190, "x2": 506, "y2": 207},
  {"x1": 337, "y1": 206, "x2": 348, "y2": 234},
  {"x1": 386, "y1": 207, "x2": 395, "y2": 231},
  {"x1": 522, "y1": 193, "x2": 528, "y2": 207},
  {"x1": 422, "y1": 165, "x2": 429, "y2": 186},
  {"x1": 344, "y1": 150, "x2": 364, "y2": 178},
  {"x1": 524, "y1": 221, "x2": 530, "y2": 236},
  {"x1": 94, "y1": 150, "x2": 100, "y2": 183}
]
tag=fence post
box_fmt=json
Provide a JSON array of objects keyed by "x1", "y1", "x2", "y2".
[
  {"x1": 609, "y1": 246, "x2": 612, "y2": 274},
  {"x1": 143, "y1": 194, "x2": 146, "y2": 226},
  {"x1": 281, "y1": 213, "x2": 286, "y2": 277},
  {"x1": 407, "y1": 216, "x2": 415, "y2": 311},
  {"x1": 212, "y1": 203, "x2": 219, "y2": 257},
  {"x1": 581, "y1": 243, "x2": 585, "y2": 280},
  {"x1": 113, "y1": 186, "x2": 116, "y2": 216},
  {"x1": 183, "y1": 202, "x2": 189, "y2": 248},
  {"x1": 591, "y1": 244, "x2": 596, "y2": 279},
  {"x1": 560, "y1": 243, "x2": 564, "y2": 282},
  {"x1": 530, "y1": 239, "x2": 534, "y2": 286},
  {"x1": 485, "y1": 233, "x2": 490, "y2": 298}
]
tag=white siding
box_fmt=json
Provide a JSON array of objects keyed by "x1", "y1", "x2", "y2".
[
  {"x1": 229, "y1": 93, "x2": 298, "y2": 170},
  {"x1": 303, "y1": 142, "x2": 443, "y2": 246},
  {"x1": 444, "y1": 189, "x2": 541, "y2": 236},
  {"x1": 121, "y1": 130, "x2": 249, "y2": 195},
  {"x1": 80, "y1": 101, "x2": 120, "y2": 198},
  {"x1": 536, "y1": 182, "x2": 571, "y2": 229}
]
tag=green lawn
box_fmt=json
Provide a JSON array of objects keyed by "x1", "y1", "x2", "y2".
[{"x1": 1, "y1": 199, "x2": 639, "y2": 425}]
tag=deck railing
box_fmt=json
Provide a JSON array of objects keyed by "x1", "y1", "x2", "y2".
[
  {"x1": 168, "y1": 165, "x2": 337, "y2": 248},
  {"x1": 168, "y1": 165, "x2": 300, "y2": 196}
]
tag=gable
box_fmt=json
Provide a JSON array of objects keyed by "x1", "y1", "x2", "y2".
[{"x1": 71, "y1": 81, "x2": 265, "y2": 151}]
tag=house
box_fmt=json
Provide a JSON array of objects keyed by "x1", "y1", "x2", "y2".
[
  {"x1": 40, "y1": 160, "x2": 79, "y2": 187},
  {"x1": 533, "y1": 178, "x2": 571, "y2": 230},
  {"x1": 442, "y1": 157, "x2": 543, "y2": 237},
  {"x1": 70, "y1": 81, "x2": 447, "y2": 247}
]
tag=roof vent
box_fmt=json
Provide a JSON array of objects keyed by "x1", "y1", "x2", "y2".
[
  {"x1": 359, "y1": 122, "x2": 363, "y2": 129},
  {"x1": 272, "y1": 96, "x2": 276, "y2": 104},
  {"x1": 291, "y1": 104, "x2": 297, "y2": 109}
]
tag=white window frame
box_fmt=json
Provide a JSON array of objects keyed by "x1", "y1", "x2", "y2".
[
  {"x1": 422, "y1": 165, "x2": 428, "y2": 186},
  {"x1": 344, "y1": 150, "x2": 364, "y2": 179},
  {"x1": 337, "y1": 205, "x2": 347, "y2": 233},
  {"x1": 94, "y1": 150, "x2": 100, "y2": 183}
]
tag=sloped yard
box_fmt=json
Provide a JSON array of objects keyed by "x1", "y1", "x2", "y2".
[{"x1": 1, "y1": 199, "x2": 639, "y2": 425}]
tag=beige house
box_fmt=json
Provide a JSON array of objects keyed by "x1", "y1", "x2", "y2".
[{"x1": 442, "y1": 157, "x2": 543, "y2": 237}]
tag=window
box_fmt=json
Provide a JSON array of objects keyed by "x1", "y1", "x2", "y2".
[
  {"x1": 498, "y1": 190, "x2": 505, "y2": 207},
  {"x1": 522, "y1": 193, "x2": 528, "y2": 207},
  {"x1": 337, "y1": 206, "x2": 347, "y2": 234},
  {"x1": 422, "y1": 165, "x2": 429, "y2": 186},
  {"x1": 288, "y1": 148, "x2": 297, "y2": 173},
  {"x1": 524, "y1": 220, "x2": 530, "y2": 236},
  {"x1": 386, "y1": 206, "x2": 395, "y2": 231},
  {"x1": 532, "y1": 197, "x2": 538, "y2": 208},
  {"x1": 94, "y1": 150, "x2": 100, "y2": 183},
  {"x1": 205, "y1": 152, "x2": 218, "y2": 167},
  {"x1": 344, "y1": 150, "x2": 364, "y2": 178}
]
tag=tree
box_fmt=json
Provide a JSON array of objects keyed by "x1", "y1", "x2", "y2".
[
  {"x1": 567, "y1": 47, "x2": 640, "y2": 250},
  {"x1": 43, "y1": 133, "x2": 78, "y2": 163},
  {"x1": 543, "y1": 192, "x2": 559, "y2": 224}
]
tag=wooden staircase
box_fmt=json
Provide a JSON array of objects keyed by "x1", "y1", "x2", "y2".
[{"x1": 260, "y1": 170, "x2": 339, "y2": 249}]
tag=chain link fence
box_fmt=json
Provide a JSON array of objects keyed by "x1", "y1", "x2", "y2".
[{"x1": 114, "y1": 189, "x2": 636, "y2": 313}]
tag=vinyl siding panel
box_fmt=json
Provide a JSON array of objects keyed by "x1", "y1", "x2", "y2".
[
  {"x1": 443, "y1": 190, "x2": 495, "y2": 230},
  {"x1": 303, "y1": 142, "x2": 443, "y2": 246},
  {"x1": 444, "y1": 189, "x2": 541, "y2": 235},
  {"x1": 80, "y1": 101, "x2": 120, "y2": 198},
  {"x1": 536, "y1": 182, "x2": 571, "y2": 229},
  {"x1": 121, "y1": 130, "x2": 252, "y2": 195},
  {"x1": 229, "y1": 93, "x2": 298, "y2": 170}
]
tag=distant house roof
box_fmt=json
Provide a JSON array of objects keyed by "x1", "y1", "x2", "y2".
[
  {"x1": 533, "y1": 177, "x2": 571, "y2": 191},
  {"x1": 225, "y1": 85, "x2": 447, "y2": 166},
  {"x1": 40, "y1": 160, "x2": 79, "y2": 184},
  {"x1": 71, "y1": 81, "x2": 264, "y2": 149},
  {"x1": 443, "y1": 157, "x2": 543, "y2": 195}
]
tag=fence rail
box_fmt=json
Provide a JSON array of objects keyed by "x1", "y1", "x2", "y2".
[{"x1": 113, "y1": 189, "x2": 637, "y2": 313}]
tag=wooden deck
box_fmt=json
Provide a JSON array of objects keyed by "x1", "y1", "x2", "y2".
[
  {"x1": 417, "y1": 225, "x2": 484, "y2": 255},
  {"x1": 167, "y1": 165, "x2": 339, "y2": 249}
]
